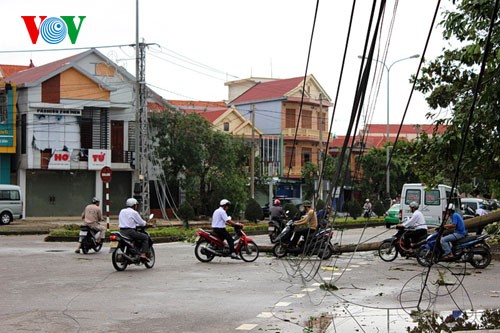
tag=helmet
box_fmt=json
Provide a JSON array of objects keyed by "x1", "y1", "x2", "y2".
[
  {"x1": 274, "y1": 199, "x2": 281, "y2": 205},
  {"x1": 365, "y1": 199, "x2": 370, "y2": 202},
  {"x1": 126, "y1": 198, "x2": 138, "y2": 207},
  {"x1": 92, "y1": 197, "x2": 100, "y2": 204},
  {"x1": 409, "y1": 201, "x2": 419, "y2": 209},
  {"x1": 220, "y1": 199, "x2": 231, "y2": 206},
  {"x1": 303, "y1": 200, "x2": 312, "y2": 207},
  {"x1": 447, "y1": 203, "x2": 455, "y2": 211}
]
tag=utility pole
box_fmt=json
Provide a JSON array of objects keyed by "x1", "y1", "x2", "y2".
[
  {"x1": 318, "y1": 93, "x2": 323, "y2": 201},
  {"x1": 135, "y1": 0, "x2": 150, "y2": 216},
  {"x1": 250, "y1": 104, "x2": 256, "y2": 199}
]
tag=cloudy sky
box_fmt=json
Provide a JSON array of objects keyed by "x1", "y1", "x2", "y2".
[{"x1": 1, "y1": 0, "x2": 453, "y2": 135}]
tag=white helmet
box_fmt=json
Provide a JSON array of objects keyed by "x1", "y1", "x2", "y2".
[
  {"x1": 447, "y1": 203, "x2": 455, "y2": 211},
  {"x1": 220, "y1": 199, "x2": 231, "y2": 206},
  {"x1": 409, "y1": 201, "x2": 419, "y2": 209},
  {"x1": 126, "y1": 198, "x2": 138, "y2": 207}
]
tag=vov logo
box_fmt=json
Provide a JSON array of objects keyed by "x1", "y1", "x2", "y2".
[{"x1": 21, "y1": 16, "x2": 86, "y2": 44}]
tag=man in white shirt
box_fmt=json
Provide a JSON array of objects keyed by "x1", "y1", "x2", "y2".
[
  {"x1": 212, "y1": 199, "x2": 241, "y2": 260},
  {"x1": 399, "y1": 201, "x2": 428, "y2": 248},
  {"x1": 118, "y1": 198, "x2": 149, "y2": 261}
]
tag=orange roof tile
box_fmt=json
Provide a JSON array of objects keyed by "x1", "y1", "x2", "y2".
[
  {"x1": 2, "y1": 52, "x2": 83, "y2": 86},
  {"x1": 0, "y1": 64, "x2": 30, "y2": 78}
]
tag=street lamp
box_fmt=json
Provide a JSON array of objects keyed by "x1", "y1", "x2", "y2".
[{"x1": 358, "y1": 54, "x2": 419, "y2": 200}]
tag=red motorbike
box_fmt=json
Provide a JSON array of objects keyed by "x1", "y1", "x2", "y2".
[{"x1": 194, "y1": 225, "x2": 259, "y2": 262}]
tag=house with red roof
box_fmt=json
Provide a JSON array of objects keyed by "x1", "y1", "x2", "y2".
[
  {"x1": 227, "y1": 74, "x2": 332, "y2": 198},
  {"x1": 1, "y1": 49, "x2": 171, "y2": 217},
  {"x1": 168, "y1": 100, "x2": 263, "y2": 137}
]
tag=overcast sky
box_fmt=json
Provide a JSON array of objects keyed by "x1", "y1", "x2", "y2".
[{"x1": 1, "y1": 0, "x2": 453, "y2": 135}]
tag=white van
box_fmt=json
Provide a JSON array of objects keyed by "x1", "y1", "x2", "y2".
[
  {"x1": 400, "y1": 183, "x2": 461, "y2": 227},
  {"x1": 0, "y1": 184, "x2": 23, "y2": 225}
]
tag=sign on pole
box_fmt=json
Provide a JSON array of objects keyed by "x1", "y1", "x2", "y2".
[{"x1": 100, "y1": 166, "x2": 112, "y2": 229}]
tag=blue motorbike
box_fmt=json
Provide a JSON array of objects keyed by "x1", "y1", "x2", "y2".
[{"x1": 416, "y1": 230, "x2": 491, "y2": 269}]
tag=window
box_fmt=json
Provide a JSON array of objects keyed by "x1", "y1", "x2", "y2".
[
  {"x1": 0, "y1": 91, "x2": 7, "y2": 123},
  {"x1": 302, "y1": 148, "x2": 312, "y2": 166},
  {"x1": 285, "y1": 109, "x2": 296, "y2": 128},
  {"x1": 302, "y1": 110, "x2": 312, "y2": 129},
  {"x1": 405, "y1": 189, "x2": 421, "y2": 205},
  {"x1": 425, "y1": 190, "x2": 440, "y2": 205},
  {"x1": 0, "y1": 190, "x2": 20, "y2": 200},
  {"x1": 223, "y1": 122, "x2": 229, "y2": 131}
]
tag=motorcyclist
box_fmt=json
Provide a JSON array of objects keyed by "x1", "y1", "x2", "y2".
[
  {"x1": 212, "y1": 199, "x2": 242, "y2": 260},
  {"x1": 440, "y1": 203, "x2": 467, "y2": 259},
  {"x1": 289, "y1": 200, "x2": 317, "y2": 248},
  {"x1": 398, "y1": 201, "x2": 427, "y2": 248},
  {"x1": 363, "y1": 199, "x2": 372, "y2": 217},
  {"x1": 75, "y1": 197, "x2": 106, "y2": 253},
  {"x1": 118, "y1": 198, "x2": 149, "y2": 261},
  {"x1": 269, "y1": 199, "x2": 285, "y2": 222}
]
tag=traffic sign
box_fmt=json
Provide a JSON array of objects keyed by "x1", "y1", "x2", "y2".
[{"x1": 100, "y1": 166, "x2": 112, "y2": 183}]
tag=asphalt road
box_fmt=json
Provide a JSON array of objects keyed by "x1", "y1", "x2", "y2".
[{"x1": 0, "y1": 229, "x2": 499, "y2": 333}]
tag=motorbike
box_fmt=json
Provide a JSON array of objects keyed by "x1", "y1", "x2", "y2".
[
  {"x1": 378, "y1": 225, "x2": 428, "y2": 262},
  {"x1": 194, "y1": 224, "x2": 259, "y2": 262},
  {"x1": 268, "y1": 210, "x2": 289, "y2": 243},
  {"x1": 109, "y1": 214, "x2": 155, "y2": 271},
  {"x1": 78, "y1": 225, "x2": 103, "y2": 254},
  {"x1": 271, "y1": 219, "x2": 337, "y2": 259},
  {"x1": 416, "y1": 229, "x2": 492, "y2": 269}
]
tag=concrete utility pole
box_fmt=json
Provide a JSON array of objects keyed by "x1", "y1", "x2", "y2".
[
  {"x1": 250, "y1": 104, "x2": 256, "y2": 199},
  {"x1": 135, "y1": 0, "x2": 150, "y2": 216}
]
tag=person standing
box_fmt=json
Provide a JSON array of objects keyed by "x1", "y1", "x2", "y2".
[
  {"x1": 212, "y1": 199, "x2": 242, "y2": 260},
  {"x1": 75, "y1": 197, "x2": 106, "y2": 253},
  {"x1": 440, "y1": 203, "x2": 467, "y2": 259}
]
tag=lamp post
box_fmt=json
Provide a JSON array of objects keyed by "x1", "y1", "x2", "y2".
[{"x1": 358, "y1": 54, "x2": 419, "y2": 201}]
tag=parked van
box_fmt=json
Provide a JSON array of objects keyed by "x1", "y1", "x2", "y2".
[
  {"x1": 400, "y1": 183, "x2": 460, "y2": 227},
  {"x1": 461, "y1": 198, "x2": 489, "y2": 212},
  {"x1": 0, "y1": 185, "x2": 23, "y2": 225}
]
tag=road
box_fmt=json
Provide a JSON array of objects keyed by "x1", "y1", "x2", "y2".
[{"x1": 0, "y1": 228, "x2": 499, "y2": 332}]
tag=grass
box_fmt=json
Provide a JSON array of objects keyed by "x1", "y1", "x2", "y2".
[{"x1": 47, "y1": 217, "x2": 384, "y2": 240}]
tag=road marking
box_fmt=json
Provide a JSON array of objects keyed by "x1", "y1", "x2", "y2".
[
  {"x1": 236, "y1": 324, "x2": 258, "y2": 330},
  {"x1": 302, "y1": 288, "x2": 316, "y2": 292},
  {"x1": 312, "y1": 283, "x2": 321, "y2": 286},
  {"x1": 293, "y1": 293, "x2": 306, "y2": 298},
  {"x1": 257, "y1": 312, "x2": 273, "y2": 318},
  {"x1": 275, "y1": 301, "x2": 291, "y2": 307}
]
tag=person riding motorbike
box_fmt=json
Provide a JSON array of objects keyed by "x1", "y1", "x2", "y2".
[
  {"x1": 118, "y1": 198, "x2": 150, "y2": 262},
  {"x1": 440, "y1": 203, "x2": 467, "y2": 259},
  {"x1": 289, "y1": 200, "x2": 317, "y2": 248},
  {"x1": 398, "y1": 201, "x2": 427, "y2": 249},
  {"x1": 75, "y1": 197, "x2": 106, "y2": 253},
  {"x1": 211, "y1": 199, "x2": 242, "y2": 260},
  {"x1": 363, "y1": 199, "x2": 373, "y2": 217},
  {"x1": 269, "y1": 199, "x2": 285, "y2": 221}
]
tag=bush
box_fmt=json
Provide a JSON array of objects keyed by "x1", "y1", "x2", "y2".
[
  {"x1": 177, "y1": 201, "x2": 195, "y2": 229},
  {"x1": 244, "y1": 198, "x2": 264, "y2": 222},
  {"x1": 373, "y1": 200, "x2": 385, "y2": 217},
  {"x1": 346, "y1": 200, "x2": 362, "y2": 219}
]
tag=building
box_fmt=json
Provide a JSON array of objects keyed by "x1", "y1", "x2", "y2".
[
  {"x1": 168, "y1": 100, "x2": 263, "y2": 138},
  {"x1": 1, "y1": 49, "x2": 170, "y2": 217},
  {"x1": 227, "y1": 75, "x2": 332, "y2": 199}
]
